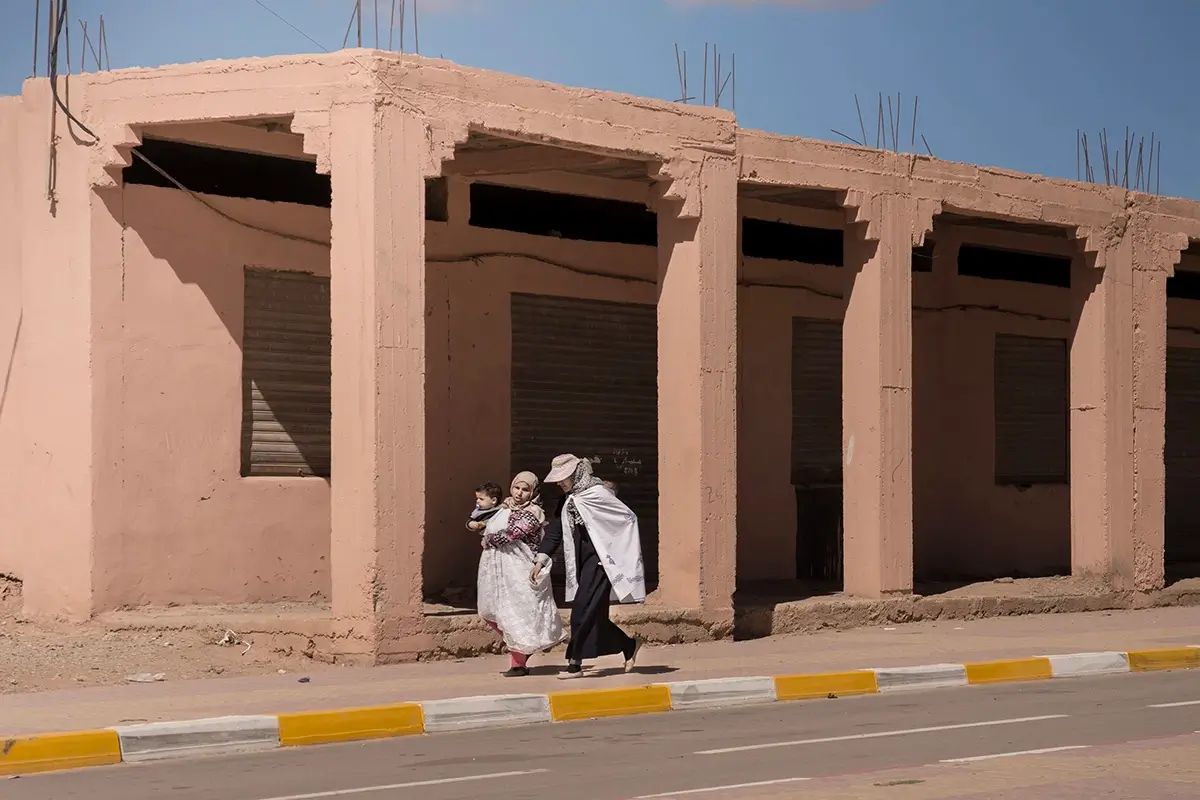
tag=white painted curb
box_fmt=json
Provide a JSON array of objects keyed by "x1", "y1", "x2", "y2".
[
  {"x1": 113, "y1": 715, "x2": 281, "y2": 762},
  {"x1": 421, "y1": 693, "x2": 552, "y2": 733},
  {"x1": 1046, "y1": 651, "x2": 1130, "y2": 678},
  {"x1": 874, "y1": 663, "x2": 969, "y2": 693},
  {"x1": 666, "y1": 676, "x2": 778, "y2": 710}
]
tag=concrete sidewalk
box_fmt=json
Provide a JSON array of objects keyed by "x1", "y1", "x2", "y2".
[{"x1": 3, "y1": 606, "x2": 1198, "y2": 736}]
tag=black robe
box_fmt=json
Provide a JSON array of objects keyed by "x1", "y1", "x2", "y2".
[{"x1": 539, "y1": 496, "x2": 636, "y2": 663}]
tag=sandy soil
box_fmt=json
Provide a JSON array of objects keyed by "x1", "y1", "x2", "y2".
[{"x1": 0, "y1": 576, "x2": 336, "y2": 694}]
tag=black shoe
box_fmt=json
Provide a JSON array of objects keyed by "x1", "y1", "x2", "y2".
[{"x1": 503, "y1": 666, "x2": 530, "y2": 677}]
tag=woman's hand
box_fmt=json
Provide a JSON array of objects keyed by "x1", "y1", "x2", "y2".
[{"x1": 529, "y1": 554, "x2": 551, "y2": 584}]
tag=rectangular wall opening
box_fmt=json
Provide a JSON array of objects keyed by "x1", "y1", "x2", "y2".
[
  {"x1": 469, "y1": 183, "x2": 657, "y2": 246},
  {"x1": 994, "y1": 334, "x2": 1069, "y2": 486},
  {"x1": 1166, "y1": 248, "x2": 1200, "y2": 578},
  {"x1": 914, "y1": 218, "x2": 1073, "y2": 586},
  {"x1": 958, "y1": 244, "x2": 1071, "y2": 287},
  {"x1": 742, "y1": 218, "x2": 844, "y2": 267},
  {"x1": 509, "y1": 293, "x2": 659, "y2": 586},
  {"x1": 241, "y1": 268, "x2": 331, "y2": 479},
  {"x1": 791, "y1": 317, "x2": 844, "y2": 586}
]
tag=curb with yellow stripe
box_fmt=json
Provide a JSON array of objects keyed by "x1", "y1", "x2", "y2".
[{"x1": 4, "y1": 645, "x2": 1198, "y2": 777}]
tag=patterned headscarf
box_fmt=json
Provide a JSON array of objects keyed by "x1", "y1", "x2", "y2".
[{"x1": 568, "y1": 458, "x2": 605, "y2": 495}]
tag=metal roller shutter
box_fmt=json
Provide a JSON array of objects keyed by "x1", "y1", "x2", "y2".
[
  {"x1": 993, "y1": 334, "x2": 1068, "y2": 485},
  {"x1": 1166, "y1": 346, "x2": 1200, "y2": 565},
  {"x1": 791, "y1": 318, "x2": 844, "y2": 583},
  {"x1": 241, "y1": 268, "x2": 331, "y2": 478},
  {"x1": 510, "y1": 293, "x2": 658, "y2": 581},
  {"x1": 791, "y1": 317, "x2": 843, "y2": 486}
]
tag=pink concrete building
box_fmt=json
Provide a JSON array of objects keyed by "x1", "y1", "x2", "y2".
[{"x1": 2, "y1": 51, "x2": 1199, "y2": 662}]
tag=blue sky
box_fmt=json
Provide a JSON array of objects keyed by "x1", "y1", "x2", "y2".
[{"x1": 2, "y1": 0, "x2": 1198, "y2": 198}]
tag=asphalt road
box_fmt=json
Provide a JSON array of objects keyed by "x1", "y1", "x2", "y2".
[{"x1": 8, "y1": 670, "x2": 1200, "y2": 800}]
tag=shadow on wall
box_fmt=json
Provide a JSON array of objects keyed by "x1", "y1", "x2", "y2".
[
  {"x1": 0, "y1": 310, "x2": 20, "y2": 427},
  {"x1": 123, "y1": 136, "x2": 334, "y2": 482}
]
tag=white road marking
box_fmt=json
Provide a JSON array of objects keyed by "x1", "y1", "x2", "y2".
[
  {"x1": 636, "y1": 777, "x2": 811, "y2": 798},
  {"x1": 940, "y1": 745, "x2": 1089, "y2": 764},
  {"x1": 1149, "y1": 700, "x2": 1200, "y2": 708},
  {"x1": 255, "y1": 769, "x2": 549, "y2": 800},
  {"x1": 694, "y1": 714, "x2": 1069, "y2": 755}
]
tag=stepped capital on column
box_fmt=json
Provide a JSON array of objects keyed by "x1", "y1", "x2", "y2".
[
  {"x1": 1130, "y1": 215, "x2": 1190, "y2": 275},
  {"x1": 650, "y1": 153, "x2": 704, "y2": 219},
  {"x1": 90, "y1": 124, "x2": 143, "y2": 189},
  {"x1": 650, "y1": 150, "x2": 736, "y2": 220},
  {"x1": 840, "y1": 190, "x2": 940, "y2": 247},
  {"x1": 1072, "y1": 212, "x2": 1131, "y2": 271}
]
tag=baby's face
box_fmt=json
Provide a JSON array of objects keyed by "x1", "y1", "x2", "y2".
[{"x1": 476, "y1": 491, "x2": 498, "y2": 510}]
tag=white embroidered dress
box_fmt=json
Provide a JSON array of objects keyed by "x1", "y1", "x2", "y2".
[{"x1": 476, "y1": 508, "x2": 567, "y2": 655}]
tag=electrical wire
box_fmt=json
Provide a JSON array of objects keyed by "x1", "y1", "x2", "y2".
[
  {"x1": 45, "y1": 0, "x2": 328, "y2": 247},
  {"x1": 43, "y1": 0, "x2": 1117, "y2": 323}
]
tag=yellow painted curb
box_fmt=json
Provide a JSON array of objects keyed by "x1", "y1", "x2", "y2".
[
  {"x1": 964, "y1": 657, "x2": 1053, "y2": 685},
  {"x1": 549, "y1": 685, "x2": 672, "y2": 722},
  {"x1": 278, "y1": 703, "x2": 425, "y2": 747},
  {"x1": 774, "y1": 670, "x2": 879, "y2": 701},
  {"x1": 0, "y1": 730, "x2": 122, "y2": 776},
  {"x1": 1127, "y1": 647, "x2": 1200, "y2": 672}
]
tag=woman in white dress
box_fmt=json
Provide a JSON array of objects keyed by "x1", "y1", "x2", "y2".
[{"x1": 477, "y1": 471, "x2": 567, "y2": 676}]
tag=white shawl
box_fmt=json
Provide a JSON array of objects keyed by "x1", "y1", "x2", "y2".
[{"x1": 561, "y1": 484, "x2": 646, "y2": 604}]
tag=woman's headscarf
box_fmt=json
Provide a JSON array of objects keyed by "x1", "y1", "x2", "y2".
[
  {"x1": 567, "y1": 458, "x2": 605, "y2": 495},
  {"x1": 507, "y1": 471, "x2": 546, "y2": 524}
]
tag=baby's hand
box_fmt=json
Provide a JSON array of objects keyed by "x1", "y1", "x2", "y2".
[{"x1": 467, "y1": 521, "x2": 484, "y2": 532}]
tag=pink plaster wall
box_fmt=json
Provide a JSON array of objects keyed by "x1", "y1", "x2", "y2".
[
  {"x1": 3, "y1": 83, "x2": 97, "y2": 619},
  {"x1": 736, "y1": 201, "x2": 1074, "y2": 583},
  {"x1": 0, "y1": 96, "x2": 23, "y2": 582},
  {"x1": 912, "y1": 228, "x2": 1073, "y2": 581},
  {"x1": 423, "y1": 176, "x2": 657, "y2": 594},
  {"x1": 91, "y1": 185, "x2": 332, "y2": 610}
]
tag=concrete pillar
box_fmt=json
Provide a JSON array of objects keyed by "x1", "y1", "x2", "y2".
[
  {"x1": 1069, "y1": 238, "x2": 1131, "y2": 584},
  {"x1": 329, "y1": 103, "x2": 432, "y2": 662},
  {"x1": 1071, "y1": 220, "x2": 1185, "y2": 590},
  {"x1": 840, "y1": 193, "x2": 934, "y2": 597},
  {"x1": 653, "y1": 153, "x2": 738, "y2": 622}
]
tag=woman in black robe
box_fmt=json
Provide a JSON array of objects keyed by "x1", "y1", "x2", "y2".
[{"x1": 532, "y1": 456, "x2": 641, "y2": 679}]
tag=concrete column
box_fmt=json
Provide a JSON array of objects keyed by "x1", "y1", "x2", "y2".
[
  {"x1": 329, "y1": 103, "x2": 432, "y2": 662},
  {"x1": 840, "y1": 193, "x2": 932, "y2": 597},
  {"x1": 1069, "y1": 239, "x2": 1131, "y2": 584},
  {"x1": 653, "y1": 153, "x2": 738, "y2": 622},
  {"x1": 1071, "y1": 221, "x2": 1185, "y2": 590}
]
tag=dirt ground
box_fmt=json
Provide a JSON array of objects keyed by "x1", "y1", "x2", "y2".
[
  {"x1": 0, "y1": 576, "x2": 337, "y2": 695},
  {"x1": 4, "y1": 571, "x2": 1197, "y2": 695}
]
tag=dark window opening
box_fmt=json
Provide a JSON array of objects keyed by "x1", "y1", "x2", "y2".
[
  {"x1": 468, "y1": 182, "x2": 656, "y2": 246},
  {"x1": 425, "y1": 177, "x2": 450, "y2": 223},
  {"x1": 742, "y1": 217, "x2": 844, "y2": 267},
  {"x1": 1168, "y1": 270, "x2": 1200, "y2": 301},
  {"x1": 125, "y1": 137, "x2": 446, "y2": 221},
  {"x1": 125, "y1": 137, "x2": 332, "y2": 208},
  {"x1": 912, "y1": 240, "x2": 935, "y2": 273},
  {"x1": 958, "y1": 244, "x2": 1071, "y2": 288}
]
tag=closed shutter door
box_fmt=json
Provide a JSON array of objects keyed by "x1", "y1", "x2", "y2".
[
  {"x1": 510, "y1": 293, "x2": 658, "y2": 580},
  {"x1": 792, "y1": 318, "x2": 843, "y2": 486},
  {"x1": 1166, "y1": 347, "x2": 1200, "y2": 564},
  {"x1": 993, "y1": 334, "x2": 1068, "y2": 484},
  {"x1": 241, "y1": 269, "x2": 331, "y2": 478}
]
